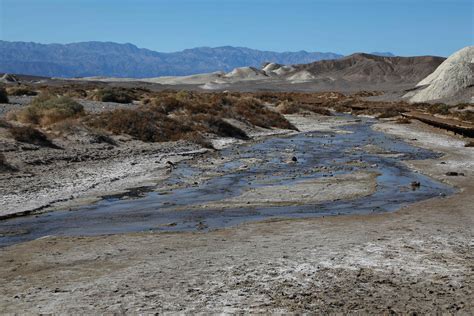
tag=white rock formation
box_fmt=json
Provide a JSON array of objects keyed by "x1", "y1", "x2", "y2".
[{"x1": 406, "y1": 46, "x2": 473, "y2": 102}]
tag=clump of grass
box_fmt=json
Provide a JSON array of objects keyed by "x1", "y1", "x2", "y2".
[
  {"x1": 455, "y1": 110, "x2": 474, "y2": 124},
  {"x1": 276, "y1": 100, "x2": 332, "y2": 116},
  {"x1": 15, "y1": 94, "x2": 84, "y2": 126},
  {"x1": 377, "y1": 108, "x2": 402, "y2": 118},
  {"x1": 6, "y1": 86, "x2": 37, "y2": 96},
  {"x1": 0, "y1": 87, "x2": 9, "y2": 103},
  {"x1": 395, "y1": 117, "x2": 411, "y2": 124},
  {"x1": 95, "y1": 88, "x2": 134, "y2": 104},
  {"x1": 9, "y1": 125, "x2": 61, "y2": 148},
  {"x1": 427, "y1": 103, "x2": 450, "y2": 115}
]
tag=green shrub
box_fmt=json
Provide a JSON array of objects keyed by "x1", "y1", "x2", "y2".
[
  {"x1": 17, "y1": 94, "x2": 84, "y2": 125},
  {"x1": 0, "y1": 87, "x2": 9, "y2": 103},
  {"x1": 95, "y1": 88, "x2": 134, "y2": 103}
]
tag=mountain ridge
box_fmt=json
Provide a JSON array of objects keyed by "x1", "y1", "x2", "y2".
[
  {"x1": 0, "y1": 41, "x2": 399, "y2": 78},
  {"x1": 0, "y1": 40, "x2": 344, "y2": 78}
]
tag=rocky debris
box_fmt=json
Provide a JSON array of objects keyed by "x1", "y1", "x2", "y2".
[{"x1": 0, "y1": 73, "x2": 20, "y2": 84}]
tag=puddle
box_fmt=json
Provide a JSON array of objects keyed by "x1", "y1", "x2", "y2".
[{"x1": 0, "y1": 117, "x2": 455, "y2": 247}]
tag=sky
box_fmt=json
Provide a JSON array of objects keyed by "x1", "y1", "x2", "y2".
[{"x1": 0, "y1": 0, "x2": 472, "y2": 57}]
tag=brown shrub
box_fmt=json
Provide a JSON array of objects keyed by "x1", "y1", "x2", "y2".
[
  {"x1": 87, "y1": 108, "x2": 189, "y2": 142},
  {"x1": 9, "y1": 125, "x2": 61, "y2": 148},
  {"x1": 377, "y1": 108, "x2": 402, "y2": 118},
  {"x1": 455, "y1": 110, "x2": 474, "y2": 124},
  {"x1": 427, "y1": 103, "x2": 450, "y2": 115},
  {"x1": 6, "y1": 86, "x2": 38, "y2": 96},
  {"x1": 395, "y1": 117, "x2": 411, "y2": 124},
  {"x1": 16, "y1": 94, "x2": 84, "y2": 125},
  {"x1": 230, "y1": 97, "x2": 297, "y2": 130}
]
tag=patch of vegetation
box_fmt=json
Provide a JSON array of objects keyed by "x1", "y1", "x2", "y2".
[
  {"x1": 377, "y1": 108, "x2": 402, "y2": 118},
  {"x1": 9, "y1": 125, "x2": 61, "y2": 148},
  {"x1": 15, "y1": 94, "x2": 84, "y2": 126},
  {"x1": 395, "y1": 117, "x2": 411, "y2": 124},
  {"x1": 95, "y1": 88, "x2": 134, "y2": 104},
  {"x1": 276, "y1": 100, "x2": 332, "y2": 116},
  {"x1": 6, "y1": 86, "x2": 38, "y2": 96},
  {"x1": 87, "y1": 108, "x2": 186, "y2": 142},
  {"x1": 0, "y1": 87, "x2": 9, "y2": 103},
  {"x1": 427, "y1": 103, "x2": 450, "y2": 115},
  {"x1": 454, "y1": 110, "x2": 474, "y2": 124}
]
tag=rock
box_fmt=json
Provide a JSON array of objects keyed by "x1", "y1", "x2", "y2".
[
  {"x1": 411, "y1": 181, "x2": 421, "y2": 189},
  {"x1": 291, "y1": 156, "x2": 298, "y2": 162},
  {"x1": 445, "y1": 172, "x2": 464, "y2": 176}
]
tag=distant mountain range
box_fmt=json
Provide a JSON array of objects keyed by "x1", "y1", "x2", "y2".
[{"x1": 0, "y1": 41, "x2": 395, "y2": 78}]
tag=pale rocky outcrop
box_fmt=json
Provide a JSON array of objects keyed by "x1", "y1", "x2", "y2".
[{"x1": 406, "y1": 46, "x2": 474, "y2": 102}]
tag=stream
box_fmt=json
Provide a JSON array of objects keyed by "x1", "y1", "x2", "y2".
[{"x1": 0, "y1": 117, "x2": 455, "y2": 247}]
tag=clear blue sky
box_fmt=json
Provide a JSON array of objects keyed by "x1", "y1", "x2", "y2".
[{"x1": 1, "y1": 0, "x2": 472, "y2": 56}]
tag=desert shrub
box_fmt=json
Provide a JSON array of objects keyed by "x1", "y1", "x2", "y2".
[
  {"x1": 230, "y1": 97, "x2": 297, "y2": 130},
  {"x1": 377, "y1": 108, "x2": 402, "y2": 118},
  {"x1": 455, "y1": 110, "x2": 474, "y2": 124},
  {"x1": 427, "y1": 103, "x2": 450, "y2": 115},
  {"x1": 6, "y1": 86, "x2": 37, "y2": 96},
  {"x1": 205, "y1": 117, "x2": 249, "y2": 140},
  {"x1": 16, "y1": 94, "x2": 84, "y2": 125},
  {"x1": 182, "y1": 132, "x2": 215, "y2": 149},
  {"x1": 9, "y1": 125, "x2": 60, "y2": 148},
  {"x1": 151, "y1": 96, "x2": 186, "y2": 114},
  {"x1": 88, "y1": 108, "x2": 189, "y2": 142},
  {"x1": 0, "y1": 87, "x2": 9, "y2": 103},
  {"x1": 276, "y1": 100, "x2": 299, "y2": 114},
  {"x1": 395, "y1": 117, "x2": 411, "y2": 124},
  {"x1": 95, "y1": 88, "x2": 134, "y2": 103},
  {"x1": 0, "y1": 153, "x2": 17, "y2": 172}
]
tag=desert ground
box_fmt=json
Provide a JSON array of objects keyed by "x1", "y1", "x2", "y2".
[
  {"x1": 0, "y1": 80, "x2": 473, "y2": 313},
  {"x1": 0, "y1": 116, "x2": 472, "y2": 314}
]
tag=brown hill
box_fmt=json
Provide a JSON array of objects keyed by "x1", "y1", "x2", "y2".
[{"x1": 295, "y1": 53, "x2": 445, "y2": 84}]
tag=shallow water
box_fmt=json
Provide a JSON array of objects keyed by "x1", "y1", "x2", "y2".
[{"x1": 0, "y1": 117, "x2": 455, "y2": 247}]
